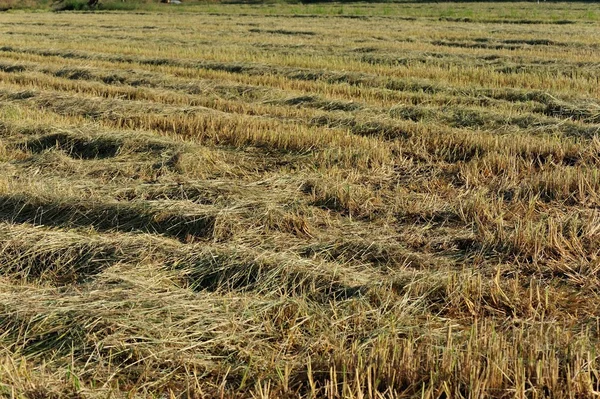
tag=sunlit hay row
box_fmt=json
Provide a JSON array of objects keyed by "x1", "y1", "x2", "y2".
[
  {"x1": 8, "y1": 66, "x2": 581, "y2": 152},
  {"x1": 0, "y1": 100, "x2": 87, "y2": 133},
  {"x1": 0, "y1": 173, "x2": 221, "y2": 242},
  {"x1": 298, "y1": 231, "x2": 441, "y2": 271},
  {"x1": 170, "y1": 245, "x2": 375, "y2": 301},
  {"x1": 2, "y1": 21, "x2": 598, "y2": 82},
  {"x1": 504, "y1": 211, "x2": 600, "y2": 267},
  {"x1": 423, "y1": 43, "x2": 600, "y2": 66},
  {"x1": 542, "y1": 96, "x2": 600, "y2": 124},
  {"x1": 303, "y1": 178, "x2": 381, "y2": 219},
  {"x1": 515, "y1": 167, "x2": 600, "y2": 206},
  {"x1": 0, "y1": 60, "x2": 284, "y2": 103},
  {"x1": 0, "y1": 87, "x2": 392, "y2": 168},
  {"x1": 0, "y1": 106, "x2": 283, "y2": 180},
  {"x1": 460, "y1": 156, "x2": 600, "y2": 207},
  {"x1": 384, "y1": 63, "x2": 600, "y2": 98},
  {"x1": 0, "y1": 116, "x2": 392, "y2": 234},
  {"x1": 396, "y1": 268, "x2": 590, "y2": 320},
  {"x1": 388, "y1": 103, "x2": 599, "y2": 138},
  {"x1": 388, "y1": 179, "x2": 600, "y2": 270},
  {"x1": 7, "y1": 68, "x2": 597, "y2": 154},
  {"x1": 298, "y1": 166, "x2": 392, "y2": 220},
  {"x1": 106, "y1": 170, "x2": 401, "y2": 242},
  {"x1": 3, "y1": 21, "x2": 593, "y2": 73},
  {"x1": 455, "y1": 190, "x2": 600, "y2": 265},
  {"x1": 13, "y1": 137, "x2": 283, "y2": 182},
  {"x1": 0, "y1": 168, "x2": 348, "y2": 247},
  {"x1": 12, "y1": 63, "x2": 579, "y2": 141},
  {"x1": 7, "y1": 126, "x2": 209, "y2": 182},
  {"x1": 3, "y1": 97, "x2": 592, "y2": 223},
  {"x1": 7, "y1": 24, "x2": 598, "y2": 77},
  {"x1": 0, "y1": 222, "x2": 159, "y2": 284},
  {"x1": 294, "y1": 112, "x2": 587, "y2": 170},
  {"x1": 0, "y1": 69, "x2": 371, "y2": 128},
  {"x1": 409, "y1": 40, "x2": 600, "y2": 68},
  {"x1": 15, "y1": 126, "x2": 177, "y2": 160},
  {"x1": 4, "y1": 134, "x2": 224, "y2": 185},
  {"x1": 392, "y1": 121, "x2": 588, "y2": 173},
  {"x1": 503, "y1": 210, "x2": 600, "y2": 265},
  {"x1": 425, "y1": 35, "x2": 599, "y2": 52},
  {"x1": 395, "y1": 191, "x2": 600, "y2": 285},
  {"x1": 110, "y1": 112, "x2": 390, "y2": 170},
  {"x1": 1, "y1": 57, "x2": 546, "y2": 116},
  {"x1": 0, "y1": 221, "x2": 373, "y2": 302},
  {"x1": 451, "y1": 135, "x2": 600, "y2": 205},
  {"x1": 3, "y1": 43, "x2": 600, "y2": 115},
  {"x1": 3, "y1": 41, "x2": 600, "y2": 100}
]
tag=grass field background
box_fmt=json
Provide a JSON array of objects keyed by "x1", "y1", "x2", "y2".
[{"x1": 0, "y1": 2, "x2": 600, "y2": 398}]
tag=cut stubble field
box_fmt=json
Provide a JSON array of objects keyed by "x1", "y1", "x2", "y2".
[{"x1": 0, "y1": 2, "x2": 600, "y2": 398}]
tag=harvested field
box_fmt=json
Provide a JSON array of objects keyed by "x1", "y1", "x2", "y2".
[{"x1": 1, "y1": 2, "x2": 600, "y2": 398}]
